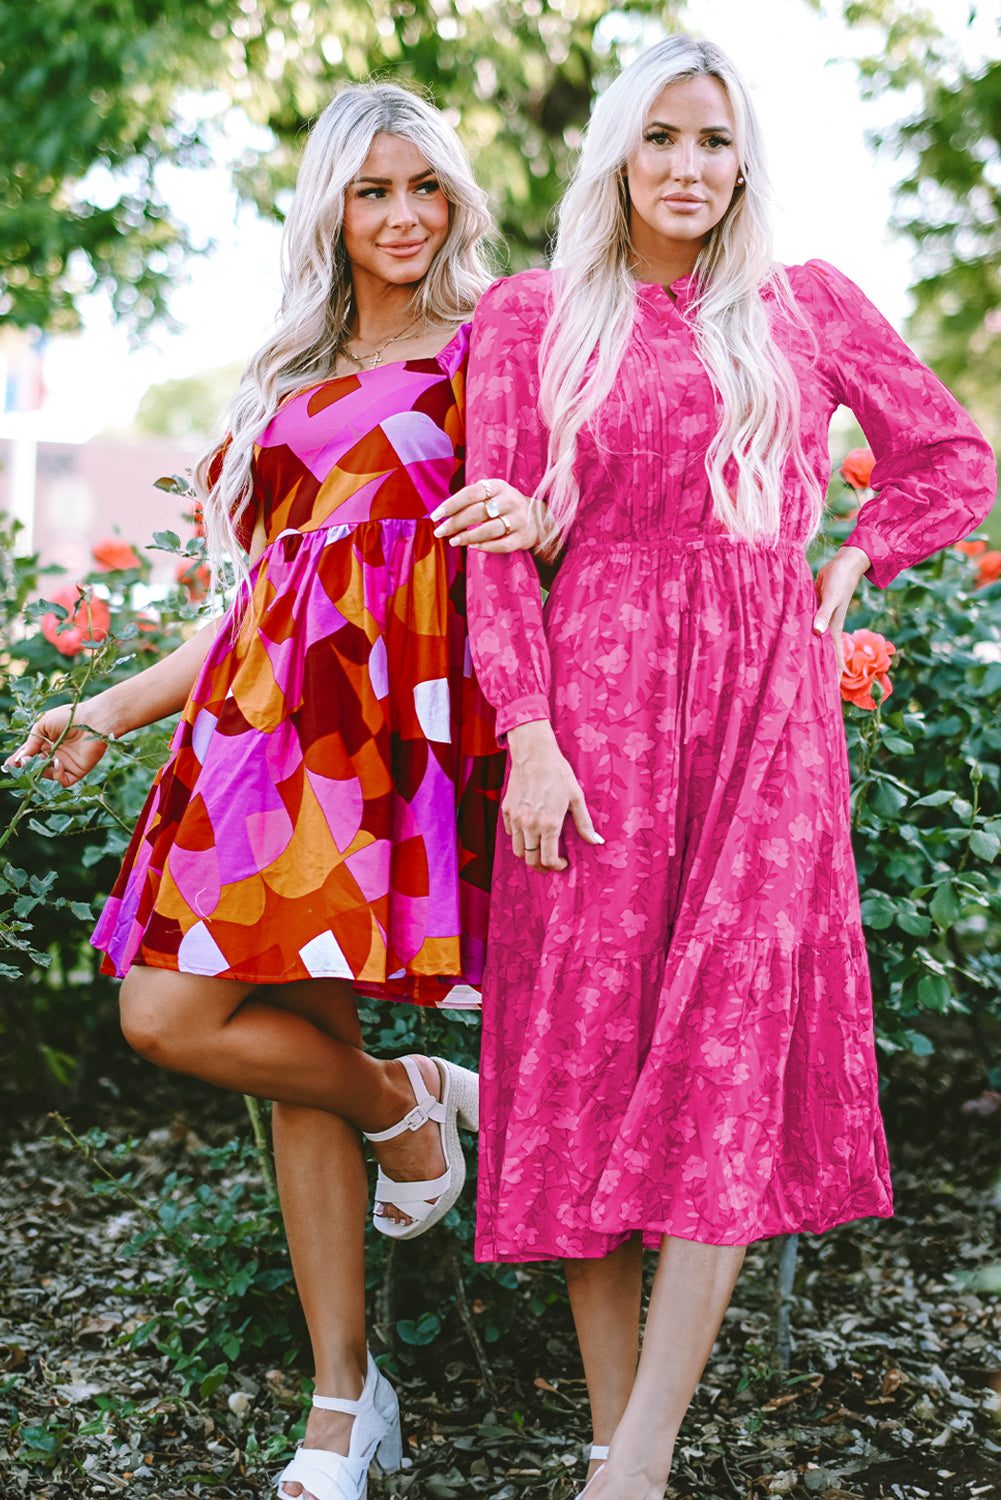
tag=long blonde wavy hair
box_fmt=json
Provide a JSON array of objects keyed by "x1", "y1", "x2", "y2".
[
  {"x1": 535, "y1": 35, "x2": 820, "y2": 557},
  {"x1": 195, "y1": 81, "x2": 493, "y2": 594}
]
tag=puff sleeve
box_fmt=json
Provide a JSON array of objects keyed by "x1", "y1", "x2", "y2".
[{"x1": 801, "y1": 260, "x2": 996, "y2": 588}]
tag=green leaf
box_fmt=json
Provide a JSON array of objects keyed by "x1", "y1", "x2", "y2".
[
  {"x1": 917, "y1": 973, "x2": 952, "y2": 1010},
  {"x1": 67, "y1": 900, "x2": 94, "y2": 920},
  {"x1": 199, "y1": 1364, "x2": 229, "y2": 1398},
  {"x1": 396, "y1": 1312, "x2": 442, "y2": 1346},
  {"x1": 896, "y1": 909, "x2": 931, "y2": 937},
  {"x1": 911, "y1": 789, "x2": 955, "y2": 808},
  {"x1": 903, "y1": 1030, "x2": 935, "y2": 1057},
  {"x1": 929, "y1": 882, "x2": 961, "y2": 928},
  {"x1": 871, "y1": 780, "x2": 908, "y2": 818},
  {"x1": 968, "y1": 829, "x2": 1001, "y2": 862},
  {"x1": 151, "y1": 529, "x2": 181, "y2": 551},
  {"x1": 860, "y1": 892, "x2": 896, "y2": 929},
  {"x1": 880, "y1": 734, "x2": 914, "y2": 754}
]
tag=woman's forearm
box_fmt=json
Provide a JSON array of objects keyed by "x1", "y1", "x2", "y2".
[{"x1": 81, "y1": 618, "x2": 223, "y2": 739}]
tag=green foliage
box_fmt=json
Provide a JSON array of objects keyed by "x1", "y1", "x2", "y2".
[
  {"x1": 814, "y1": 483, "x2": 1001, "y2": 1058},
  {"x1": 0, "y1": 504, "x2": 208, "y2": 1098},
  {"x1": 57, "y1": 1120, "x2": 297, "y2": 1397},
  {"x1": 1, "y1": 0, "x2": 685, "y2": 334},
  {"x1": 878, "y1": 55, "x2": 1001, "y2": 447}
]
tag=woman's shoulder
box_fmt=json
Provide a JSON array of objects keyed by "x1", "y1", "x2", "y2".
[
  {"x1": 474, "y1": 268, "x2": 553, "y2": 328},
  {"x1": 777, "y1": 259, "x2": 872, "y2": 313}
]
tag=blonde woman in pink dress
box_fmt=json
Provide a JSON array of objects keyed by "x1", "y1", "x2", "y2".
[{"x1": 434, "y1": 34, "x2": 996, "y2": 1500}]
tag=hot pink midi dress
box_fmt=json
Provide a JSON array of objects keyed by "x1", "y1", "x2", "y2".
[{"x1": 465, "y1": 261, "x2": 996, "y2": 1260}]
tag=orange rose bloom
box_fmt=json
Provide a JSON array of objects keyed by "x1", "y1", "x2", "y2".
[
  {"x1": 840, "y1": 627, "x2": 895, "y2": 710},
  {"x1": 176, "y1": 559, "x2": 211, "y2": 600},
  {"x1": 977, "y1": 550, "x2": 1001, "y2": 588},
  {"x1": 40, "y1": 587, "x2": 112, "y2": 656},
  {"x1": 955, "y1": 538, "x2": 987, "y2": 557},
  {"x1": 840, "y1": 448, "x2": 875, "y2": 491},
  {"x1": 92, "y1": 538, "x2": 142, "y2": 571}
]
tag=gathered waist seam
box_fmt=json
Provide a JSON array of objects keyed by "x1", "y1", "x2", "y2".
[{"x1": 568, "y1": 534, "x2": 805, "y2": 557}]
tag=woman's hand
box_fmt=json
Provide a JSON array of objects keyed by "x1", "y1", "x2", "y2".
[
  {"x1": 431, "y1": 479, "x2": 539, "y2": 552},
  {"x1": 813, "y1": 544, "x2": 872, "y2": 674},
  {"x1": 504, "y1": 720, "x2": 603, "y2": 871},
  {"x1": 4, "y1": 704, "x2": 111, "y2": 788}
]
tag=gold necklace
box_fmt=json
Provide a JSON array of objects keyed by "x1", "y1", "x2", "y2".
[{"x1": 340, "y1": 315, "x2": 422, "y2": 370}]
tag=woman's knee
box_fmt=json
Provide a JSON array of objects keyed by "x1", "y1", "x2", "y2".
[
  {"x1": 118, "y1": 968, "x2": 201, "y2": 1069},
  {"x1": 119, "y1": 971, "x2": 169, "y2": 1063}
]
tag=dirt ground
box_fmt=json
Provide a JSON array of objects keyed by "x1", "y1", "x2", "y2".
[{"x1": 2, "y1": 1033, "x2": 1000, "y2": 1500}]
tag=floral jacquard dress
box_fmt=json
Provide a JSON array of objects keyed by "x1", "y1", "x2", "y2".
[
  {"x1": 465, "y1": 262, "x2": 996, "y2": 1259},
  {"x1": 93, "y1": 325, "x2": 502, "y2": 1007}
]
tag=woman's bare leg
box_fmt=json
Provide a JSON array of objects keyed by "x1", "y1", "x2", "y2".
[
  {"x1": 271, "y1": 1100, "x2": 370, "y2": 1498},
  {"x1": 118, "y1": 967, "x2": 445, "y2": 1220},
  {"x1": 564, "y1": 1236, "x2": 644, "y2": 1481},
  {"x1": 576, "y1": 1236, "x2": 746, "y2": 1499}
]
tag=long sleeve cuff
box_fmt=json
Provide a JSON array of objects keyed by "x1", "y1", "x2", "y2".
[{"x1": 494, "y1": 695, "x2": 552, "y2": 740}]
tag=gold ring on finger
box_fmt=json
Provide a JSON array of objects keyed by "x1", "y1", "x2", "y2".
[
  {"x1": 500, "y1": 514, "x2": 513, "y2": 536},
  {"x1": 524, "y1": 844, "x2": 540, "y2": 852}
]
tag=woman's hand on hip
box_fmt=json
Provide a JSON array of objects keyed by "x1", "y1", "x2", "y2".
[
  {"x1": 431, "y1": 479, "x2": 539, "y2": 552},
  {"x1": 813, "y1": 544, "x2": 871, "y2": 675},
  {"x1": 504, "y1": 720, "x2": 603, "y2": 872}
]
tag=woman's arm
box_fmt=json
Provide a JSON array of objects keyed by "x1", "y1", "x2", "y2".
[
  {"x1": 803, "y1": 260, "x2": 997, "y2": 587},
  {"x1": 5, "y1": 514, "x2": 267, "y2": 787},
  {"x1": 4, "y1": 618, "x2": 224, "y2": 787},
  {"x1": 464, "y1": 273, "x2": 601, "y2": 869}
]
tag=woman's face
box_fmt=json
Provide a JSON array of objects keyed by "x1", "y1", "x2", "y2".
[
  {"x1": 341, "y1": 132, "x2": 451, "y2": 294},
  {"x1": 625, "y1": 73, "x2": 741, "y2": 276}
]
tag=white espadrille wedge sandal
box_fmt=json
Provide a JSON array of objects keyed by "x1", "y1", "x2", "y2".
[
  {"x1": 274, "y1": 1351, "x2": 402, "y2": 1500},
  {"x1": 363, "y1": 1055, "x2": 479, "y2": 1241}
]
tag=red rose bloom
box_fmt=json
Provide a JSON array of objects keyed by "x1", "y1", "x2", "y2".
[
  {"x1": 977, "y1": 550, "x2": 1001, "y2": 588},
  {"x1": 839, "y1": 448, "x2": 875, "y2": 491},
  {"x1": 92, "y1": 538, "x2": 142, "y2": 571},
  {"x1": 955, "y1": 538, "x2": 987, "y2": 557},
  {"x1": 40, "y1": 587, "x2": 112, "y2": 656},
  {"x1": 840, "y1": 628, "x2": 895, "y2": 710}
]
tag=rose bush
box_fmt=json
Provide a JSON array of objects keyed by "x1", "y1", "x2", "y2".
[
  {"x1": 39, "y1": 586, "x2": 112, "y2": 656},
  {"x1": 816, "y1": 462, "x2": 1001, "y2": 1067}
]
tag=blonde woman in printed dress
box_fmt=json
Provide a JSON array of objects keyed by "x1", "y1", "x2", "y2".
[
  {"x1": 434, "y1": 35, "x2": 996, "y2": 1500},
  {"x1": 7, "y1": 83, "x2": 538, "y2": 1500}
]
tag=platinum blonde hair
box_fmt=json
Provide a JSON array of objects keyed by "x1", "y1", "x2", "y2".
[
  {"x1": 195, "y1": 81, "x2": 493, "y2": 594},
  {"x1": 535, "y1": 35, "x2": 820, "y2": 557}
]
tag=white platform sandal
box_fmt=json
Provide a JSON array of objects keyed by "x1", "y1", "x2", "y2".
[
  {"x1": 274, "y1": 1351, "x2": 402, "y2": 1500},
  {"x1": 363, "y1": 1055, "x2": 478, "y2": 1241},
  {"x1": 575, "y1": 1445, "x2": 608, "y2": 1498}
]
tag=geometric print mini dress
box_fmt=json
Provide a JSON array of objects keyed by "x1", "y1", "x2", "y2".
[{"x1": 92, "y1": 324, "x2": 502, "y2": 1006}]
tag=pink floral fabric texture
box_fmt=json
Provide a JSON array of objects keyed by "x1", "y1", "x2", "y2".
[{"x1": 466, "y1": 261, "x2": 996, "y2": 1260}]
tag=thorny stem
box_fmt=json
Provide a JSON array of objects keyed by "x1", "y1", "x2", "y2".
[
  {"x1": 242, "y1": 1094, "x2": 279, "y2": 1203},
  {"x1": 52, "y1": 1112, "x2": 195, "y2": 1261},
  {"x1": 850, "y1": 699, "x2": 883, "y2": 831},
  {"x1": 956, "y1": 769, "x2": 982, "y2": 876}
]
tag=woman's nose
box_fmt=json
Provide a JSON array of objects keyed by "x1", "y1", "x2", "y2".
[{"x1": 386, "y1": 191, "x2": 418, "y2": 226}]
